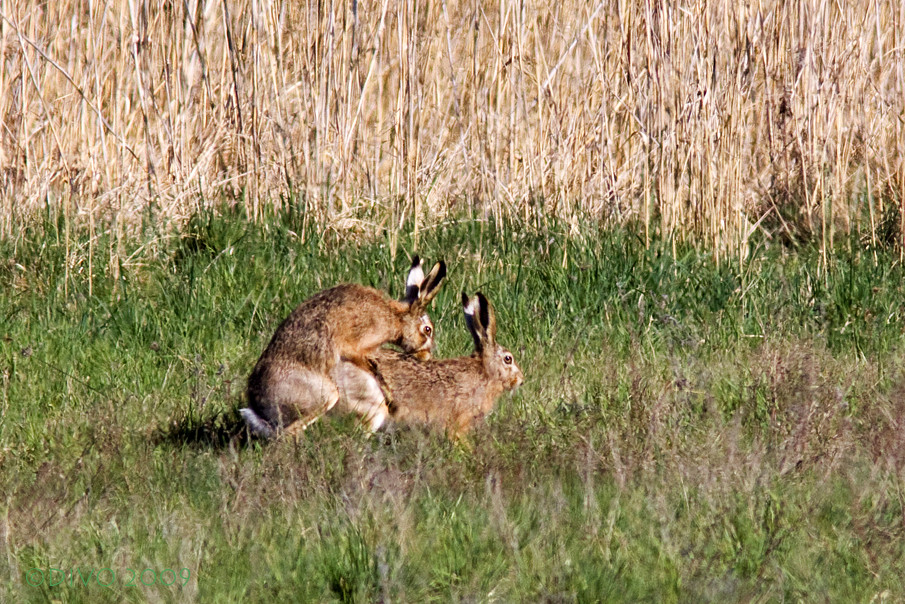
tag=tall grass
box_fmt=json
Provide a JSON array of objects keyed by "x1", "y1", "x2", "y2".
[
  {"x1": 1, "y1": 0, "x2": 903, "y2": 259},
  {"x1": 3, "y1": 210, "x2": 905, "y2": 600}
]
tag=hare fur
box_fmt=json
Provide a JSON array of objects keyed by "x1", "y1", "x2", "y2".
[
  {"x1": 241, "y1": 256, "x2": 446, "y2": 437},
  {"x1": 334, "y1": 292, "x2": 523, "y2": 439}
]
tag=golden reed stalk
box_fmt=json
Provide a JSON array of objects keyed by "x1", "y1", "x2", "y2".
[{"x1": 1, "y1": 0, "x2": 903, "y2": 259}]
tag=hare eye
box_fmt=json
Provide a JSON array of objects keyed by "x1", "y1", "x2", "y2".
[{"x1": 504, "y1": 354, "x2": 513, "y2": 365}]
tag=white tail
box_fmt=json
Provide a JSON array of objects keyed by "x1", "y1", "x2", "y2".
[{"x1": 240, "y1": 407, "x2": 275, "y2": 438}]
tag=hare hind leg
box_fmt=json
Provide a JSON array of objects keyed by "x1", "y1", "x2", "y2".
[{"x1": 269, "y1": 366, "x2": 340, "y2": 436}]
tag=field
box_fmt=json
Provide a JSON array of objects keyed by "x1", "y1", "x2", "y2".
[
  {"x1": 2, "y1": 209, "x2": 905, "y2": 602},
  {"x1": 3, "y1": 0, "x2": 905, "y2": 601}
]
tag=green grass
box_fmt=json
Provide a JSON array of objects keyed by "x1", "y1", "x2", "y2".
[{"x1": 2, "y1": 207, "x2": 905, "y2": 602}]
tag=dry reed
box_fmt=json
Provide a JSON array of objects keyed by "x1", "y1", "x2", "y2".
[{"x1": 0, "y1": 0, "x2": 903, "y2": 259}]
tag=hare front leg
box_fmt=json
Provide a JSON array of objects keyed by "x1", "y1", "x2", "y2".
[
  {"x1": 334, "y1": 360, "x2": 390, "y2": 433},
  {"x1": 341, "y1": 353, "x2": 395, "y2": 409}
]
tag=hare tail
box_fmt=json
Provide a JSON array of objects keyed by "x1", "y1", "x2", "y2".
[{"x1": 240, "y1": 407, "x2": 276, "y2": 438}]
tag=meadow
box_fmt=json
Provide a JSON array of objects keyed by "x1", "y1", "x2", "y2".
[
  {"x1": 2, "y1": 0, "x2": 905, "y2": 601},
  {"x1": 2, "y1": 207, "x2": 905, "y2": 602}
]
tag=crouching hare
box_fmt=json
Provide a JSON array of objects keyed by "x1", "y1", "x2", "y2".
[
  {"x1": 334, "y1": 292, "x2": 523, "y2": 439},
  {"x1": 241, "y1": 256, "x2": 446, "y2": 437}
]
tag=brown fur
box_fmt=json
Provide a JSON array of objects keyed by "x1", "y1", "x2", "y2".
[
  {"x1": 334, "y1": 292, "x2": 524, "y2": 439},
  {"x1": 243, "y1": 257, "x2": 445, "y2": 435}
]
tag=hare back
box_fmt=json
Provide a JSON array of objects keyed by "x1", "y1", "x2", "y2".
[
  {"x1": 369, "y1": 349, "x2": 493, "y2": 428},
  {"x1": 259, "y1": 283, "x2": 406, "y2": 371},
  {"x1": 246, "y1": 360, "x2": 340, "y2": 428}
]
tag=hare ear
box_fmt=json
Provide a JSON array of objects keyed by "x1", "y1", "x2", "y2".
[
  {"x1": 419, "y1": 261, "x2": 447, "y2": 305},
  {"x1": 403, "y1": 255, "x2": 425, "y2": 303},
  {"x1": 475, "y1": 292, "x2": 496, "y2": 343},
  {"x1": 462, "y1": 292, "x2": 484, "y2": 352}
]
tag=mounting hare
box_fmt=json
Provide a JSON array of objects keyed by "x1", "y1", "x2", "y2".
[
  {"x1": 335, "y1": 292, "x2": 524, "y2": 439},
  {"x1": 241, "y1": 256, "x2": 446, "y2": 437}
]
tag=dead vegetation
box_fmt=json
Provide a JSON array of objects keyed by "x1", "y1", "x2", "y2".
[{"x1": 1, "y1": 1, "x2": 903, "y2": 258}]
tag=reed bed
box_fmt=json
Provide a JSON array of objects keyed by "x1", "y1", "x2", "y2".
[{"x1": 0, "y1": 0, "x2": 903, "y2": 258}]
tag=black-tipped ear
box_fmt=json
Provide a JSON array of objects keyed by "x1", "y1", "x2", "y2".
[
  {"x1": 419, "y1": 260, "x2": 447, "y2": 306},
  {"x1": 403, "y1": 255, "x2": 426, "y2": 303},
  {"x1": 475, "y1": 292, "x2": 496, "y2": 342},
  {"x1": 462, "y1": 292, "x2": 483, "y2": 352}
]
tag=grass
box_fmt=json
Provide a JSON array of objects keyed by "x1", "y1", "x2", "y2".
[{"x1": 2, "y1": 208, "x2": 905, "y2": 601}]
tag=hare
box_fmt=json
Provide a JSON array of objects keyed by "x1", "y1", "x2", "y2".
[
  {"x1": 241, "y1": 255, "x2": 446, "y2": 437},
  {"x1": 334, "y1": 292, "x2": 523, "y2": 439}
]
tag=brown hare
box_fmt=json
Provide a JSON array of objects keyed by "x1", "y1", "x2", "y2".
[
  {"x1": 241, "y1": 255, "x2": 446, "y2": 437},
  {"x1": 334, "y1": 292, "x2": 523, "y2": 439}
]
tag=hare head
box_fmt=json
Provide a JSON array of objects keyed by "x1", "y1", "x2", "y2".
[
  {"x1": 397, "y1": 255, "x2": 446, "y2": 357},
  {"x1": 463, "y1": 291, "x2": 523, "y2": 391}
]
